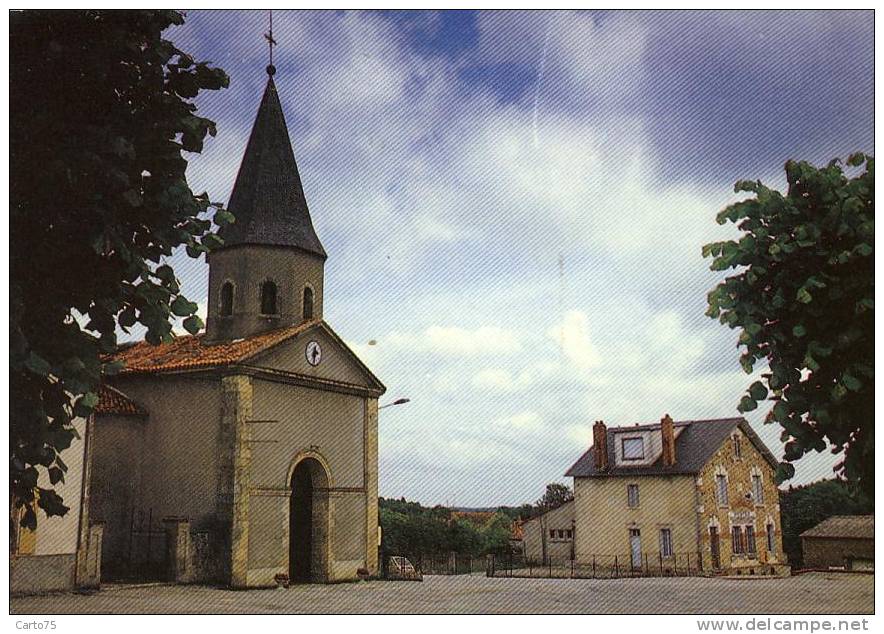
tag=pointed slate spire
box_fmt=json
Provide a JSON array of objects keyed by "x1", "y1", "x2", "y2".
[{"x1": 219, "y1": 73, "x2": 326, "y2": 258}]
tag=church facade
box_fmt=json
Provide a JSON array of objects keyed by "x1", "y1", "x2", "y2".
[{"x1": 90, "y1": 68, "x2": 385, "y2": 588}]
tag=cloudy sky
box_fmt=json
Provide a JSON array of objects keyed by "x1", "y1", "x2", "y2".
[{"x1": 160, "y1": 10, "x2": 873, "y2": 506}]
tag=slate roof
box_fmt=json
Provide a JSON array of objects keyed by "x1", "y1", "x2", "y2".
[
  {"x1": 95, "y1": 384, "x2": 147, "y2": 417},
  {"x1": 109, "y1": 319, "x2": 321, "y2": 374},
  {"x1": 218, "y1": 75, "x2": 326, "y2": 258},
  {"x1": 800, "y1": 515, "x2": 874, "y2": 540},
  {"x1": 565, "y1": 417, "x2": 778, "y2": 478}
]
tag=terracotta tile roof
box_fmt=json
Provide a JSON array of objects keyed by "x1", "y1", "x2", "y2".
[
  {"x1": 96, "y1": 384, "x2": 147, "y2": 417},
  {"x1": 110, "y1": 320, "x2": 321, "y2": 375},
  {"x1": 801, "y1": 515, "x2": 874, "y2": 540}
]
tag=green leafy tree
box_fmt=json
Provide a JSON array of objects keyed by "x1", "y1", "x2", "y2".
[
  {"x1": 10, "y1": 10, "x2": 230, "y2": 530},
  {"x1": 704, "y1": 154, "x2": 874, "y2": 494},
  {"x1": 482, "y1": 512, "x2": 516, "y2": 555},
  {"x1": 780, "y1": 479, "x2": 873, "y2": 567},
  {"x1": 535, "y1": 482, "x2": 573, "y2": 510}
]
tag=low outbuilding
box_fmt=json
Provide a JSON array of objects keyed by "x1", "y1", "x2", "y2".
[{"x1": 800, "y1": 515, "x2": 874, "y2": 571}]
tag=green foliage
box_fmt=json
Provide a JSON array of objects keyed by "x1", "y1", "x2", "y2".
[
  {"x1": 779, "y1": 479, "x2": 873, "y2": 568},
  {"x1": 10, "y1": 10, "x2": 229, "y2": 529},
  {"x1": 535, "y1": 482, "x2": 573, "y2": 510},
  {"x1": 703, "y1": 155, "x2": 874, "y2": 495},
  {"x1": 379, "y1": 484, "x2": 573, "y2": 561},
  {"x1": 379, "y1": 498, "x2": 517, "y2": 561}
]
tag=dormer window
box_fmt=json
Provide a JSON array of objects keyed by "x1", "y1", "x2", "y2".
[
  {"x1": 219, "y1": 282, "x2": 234, "y2": 317},
  {"x1": 621, "y1": 437, "x2": 645, "y2": 460},
  {"x1": 260, "y1": 281, "x2": 278, "y2": 315},
  {"x1": 303, "y1": 286, "x2": 314, "y2": 320}
]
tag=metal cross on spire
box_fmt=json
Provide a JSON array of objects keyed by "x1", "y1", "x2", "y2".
[{"x1": 264, "y1": 10, "x2": 277, "y2": 76}]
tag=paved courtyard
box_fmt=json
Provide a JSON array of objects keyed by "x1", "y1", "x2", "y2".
[{"x1": 11, "y1": 572, "x2": 873, "y2": 614}]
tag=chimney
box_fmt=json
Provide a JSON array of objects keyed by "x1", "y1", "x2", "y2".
[
  {"x1": 661, "y1": 414, "x2": 676, "y2": 466},
  {"x1": 592, "y1": 420, "x2": 608, "y2": 471}
]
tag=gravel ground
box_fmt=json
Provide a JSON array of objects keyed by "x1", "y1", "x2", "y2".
[{"x1": 10, "y1": 572, "x2": 873, "y2": 615}]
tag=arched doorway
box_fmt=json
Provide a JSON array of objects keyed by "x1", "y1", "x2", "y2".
[{"x1": 289, "y1": 457, "x2": 329, "y2": 583}]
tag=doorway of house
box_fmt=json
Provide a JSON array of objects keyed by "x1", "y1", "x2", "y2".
[
  {"x1": 629, "y1": 529, "x2": 642, "y2": 570},
  {"x1": 289, "y1": 457, "x2": 329, "y2": 583},
  {"x1": 710, "y1": 526, "x2": 721, "y2": 569}
]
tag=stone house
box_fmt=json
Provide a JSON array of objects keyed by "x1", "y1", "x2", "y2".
[
  {"x1": 89, "y1": 67, "x2": 385, "y2": 588},
  {"x1": 566, "y1": 415, "x2": 788, "y2": 575},
  {"x1": 801, "y1": 515, "x2": 874, "y2": 571},
  {"x1": 10, "y1": 410, "x2": 102, "y2": 594},
  {"x1": 518, "y1": 500, "x2": 575, "y2": 564}
]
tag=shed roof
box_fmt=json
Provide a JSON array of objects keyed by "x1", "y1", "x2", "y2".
[{"x1": 800, "y1": 515, "x2": 874, "y2": 540}]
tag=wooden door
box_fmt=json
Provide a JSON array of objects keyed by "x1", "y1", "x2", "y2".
[{"x1": 710, "y1": 526, "x2": 721, "y2": 569}]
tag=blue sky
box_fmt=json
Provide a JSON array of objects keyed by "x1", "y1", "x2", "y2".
[{"x1": 161, "y1": 10, "x2": 873, "y2": 506}]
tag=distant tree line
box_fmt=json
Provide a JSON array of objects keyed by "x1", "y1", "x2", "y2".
[{"x1": 379, "y1": 483, "x2": 573, "y2": 563}]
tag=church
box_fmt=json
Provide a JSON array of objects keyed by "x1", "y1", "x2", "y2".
[{"x1": 89, "y1": 64, "x2": 386, "y2": 588}]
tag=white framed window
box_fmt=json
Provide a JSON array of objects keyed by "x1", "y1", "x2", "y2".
[
  {"x1": 732, "y1": 435, "x2": 742, "y2": 459},
  {"x1": 627, "y1": 483, "x2": 640, "y2": 508},
  {"x1": 659, "y1": 528, "x2": 673, "y2": 558},
  {"x1": 716, "y1": 474, "x2": 729, "y2": 506},
  {"x1": 752, "y1": 474, "x2": 764, "y2": 504},
  {"x1": 622, "y1": 437, "x2": 645, "y2": 460}
]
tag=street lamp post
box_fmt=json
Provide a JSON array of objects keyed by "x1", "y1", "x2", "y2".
[{"x1": 379, "y1": 398, "x2": 410, "y2": 410}]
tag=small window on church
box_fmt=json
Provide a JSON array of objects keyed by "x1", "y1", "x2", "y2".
[
  {"x1": 220, "y1": 282, "x2": 234, "y2": 317},
  {"x1": 303, "y1": 286, "x2": 314, "y2": 320},
  {"x1": 260, "y1": 281, "x2": 278, "y2": 315}
]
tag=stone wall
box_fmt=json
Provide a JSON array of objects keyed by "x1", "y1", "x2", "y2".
[
  {"x1": 11, "y1": 554, "x2": 77, "y2": 594},
  {"x1": 696, "y1": 425, "x2": 786, "y2": 574},
  {"x1": 92, "y1": 375, "x2": 222, "y2": 581},
  {"x1": 802, "y1": 537, "x2": 874, "y2": 570},
  {"x1": 205, "y1": 245, "x2": 325, "y2": 341}
]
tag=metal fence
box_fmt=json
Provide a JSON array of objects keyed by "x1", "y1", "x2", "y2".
[
  {"x1": 381, "y1": 551, "x2": 487, "y2": 577},
  {"x1": 488, "y1": 551, "x2": 703, "y2": 579},
  {"x1": 415, "y1": 553, "x2": 486, "y2": 576}
]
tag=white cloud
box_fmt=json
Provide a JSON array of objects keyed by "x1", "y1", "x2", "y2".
[
  {"x1": 377, "y1": 325, "x2": 522, "y2": 357},
  {"x1": 161, "y1": 10, "x2": 851, "y2": 505},
  {"x1": 548, "y1": 310, "x2": 601, "y2": 372},
  {"x1": 494, "y1": 410, "x2": 544, "y2": 433}
]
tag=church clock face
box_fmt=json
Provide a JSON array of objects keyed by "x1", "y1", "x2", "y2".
[{"x1": 305, "y1": 340, "x2": 322, "y2": 366}]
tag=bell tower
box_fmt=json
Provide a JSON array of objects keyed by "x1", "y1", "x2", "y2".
[{"x1": 205, "y1": 65, "x2": 326, "y2": 342}]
